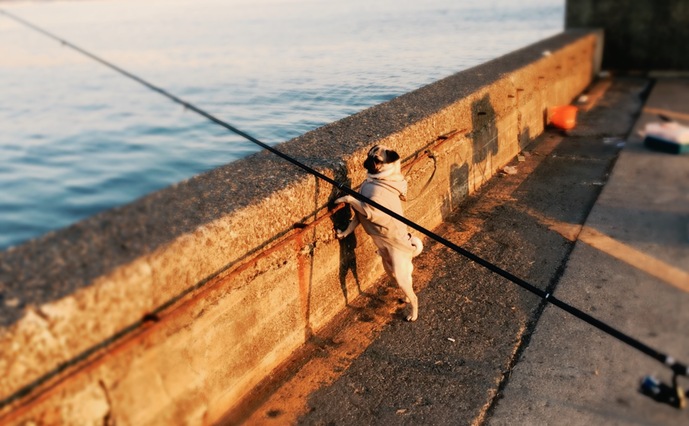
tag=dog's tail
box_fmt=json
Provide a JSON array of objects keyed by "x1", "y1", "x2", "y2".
[{"x1": 409, "y1": 234, "x2": 423, "y2": 257}]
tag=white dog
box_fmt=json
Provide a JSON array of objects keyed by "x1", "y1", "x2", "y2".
[{"x1": 335, "y1": 145, "x2": 423, "y2": 321}]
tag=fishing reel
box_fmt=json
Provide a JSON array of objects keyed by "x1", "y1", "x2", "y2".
[{"x1": 640, "y1": 374, "x2": 688, "y2": 409}]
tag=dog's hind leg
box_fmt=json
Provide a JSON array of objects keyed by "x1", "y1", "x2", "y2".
[
  {"x1": 377, "y1": 246, "x2": 395, "y2": 277},
  {"x1": 378, "y1": 247, "x2": 410, "y2": 305},
  {"x1": 390, "y1": 253, "x2": 418, "y2": 322}
]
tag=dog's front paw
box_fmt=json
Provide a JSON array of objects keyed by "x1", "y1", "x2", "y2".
[{"x1": 334, "y1": 196, "x2": 352, "y2": 205}]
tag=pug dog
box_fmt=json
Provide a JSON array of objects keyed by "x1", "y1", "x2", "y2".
[{"x1": 335, "y1": 145, "x2": 423, "y2": 321}]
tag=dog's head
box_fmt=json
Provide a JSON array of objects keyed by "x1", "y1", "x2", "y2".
[{"x1": 363, "y1": 145, "x2": 401, "y2": 175}]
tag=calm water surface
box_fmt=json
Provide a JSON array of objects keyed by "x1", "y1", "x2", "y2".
[{"x1": 0, "y1": 0, "x2": 564, "y2": 249}]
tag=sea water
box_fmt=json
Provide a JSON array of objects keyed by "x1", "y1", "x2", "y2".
[{"x1": 0, "y1": 0, "x2": 564, "y2": 249}]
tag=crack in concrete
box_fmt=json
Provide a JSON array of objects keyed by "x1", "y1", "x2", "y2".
[{"x1": 98, "y1": 380, "x2": 114, "y2": 426}]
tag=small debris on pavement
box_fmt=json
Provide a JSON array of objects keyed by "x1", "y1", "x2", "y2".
[
  {"x1": 501, "y1": 166, "x2": 518, "y2": 175},
  {"x1": 447, "y1": 337, "x2": 456, "y2": 343},
  {"x1": 602, "y1": 137, "x2": 627, "y2": 148},
  {"x1": 266, "y1": 409, "x2": 282, "y2": 418}
]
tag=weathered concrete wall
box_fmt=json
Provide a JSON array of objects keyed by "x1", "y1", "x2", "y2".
[
  {"x1": 566, "y1": 0, "x2": 689, "y2": 71},
  {"x1": 0, "y1": 30, "x2": 601, "y2": 425}
]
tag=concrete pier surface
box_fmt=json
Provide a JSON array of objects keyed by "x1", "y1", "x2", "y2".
[
  {"x1": 488, "y1": 78, "x2": 689, "y2": 425},
  {"x1": 234, "y1": 77, "x2": 689, "y2": 425}
]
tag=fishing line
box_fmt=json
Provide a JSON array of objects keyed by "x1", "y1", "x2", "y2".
[{"x1": 2, "y1": 9, "x2": 687, "y2": 379}]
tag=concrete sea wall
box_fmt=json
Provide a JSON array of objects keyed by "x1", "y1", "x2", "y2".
[{"x1": 0, "y1": 30, "x2": 601, "y2": 425}]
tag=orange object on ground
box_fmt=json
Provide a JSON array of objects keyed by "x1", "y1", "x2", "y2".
[{"x1": 549, "y1": 105, "x2": 578, "y2": 130}]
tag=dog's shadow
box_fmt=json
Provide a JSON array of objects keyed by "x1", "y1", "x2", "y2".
[{"x1": 329, "y1": 181, "x2": 365, "y2": 305}]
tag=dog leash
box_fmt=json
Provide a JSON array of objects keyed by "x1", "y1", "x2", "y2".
[
  {"x1": 402, "y1": 150, "x2": 438, "y2": 202},
  {"x1": 4, "y1": 10, "x2": 687, "y2": 386}
]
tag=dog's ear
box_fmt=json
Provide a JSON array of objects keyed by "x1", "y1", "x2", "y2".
[
  {"x1": 363, "y1": 155, "x2": 378, "y2": 174},
  {"x1": 384, "y1": 149, "x2": 400, "y2": 164},
  {"x1": 367, "y1": 145, "x2": 384, "y2": 161}
]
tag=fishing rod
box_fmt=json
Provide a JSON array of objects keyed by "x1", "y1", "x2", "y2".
[{"x1": 2, "y1": 9, "x2": 687, "y2": 397}]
